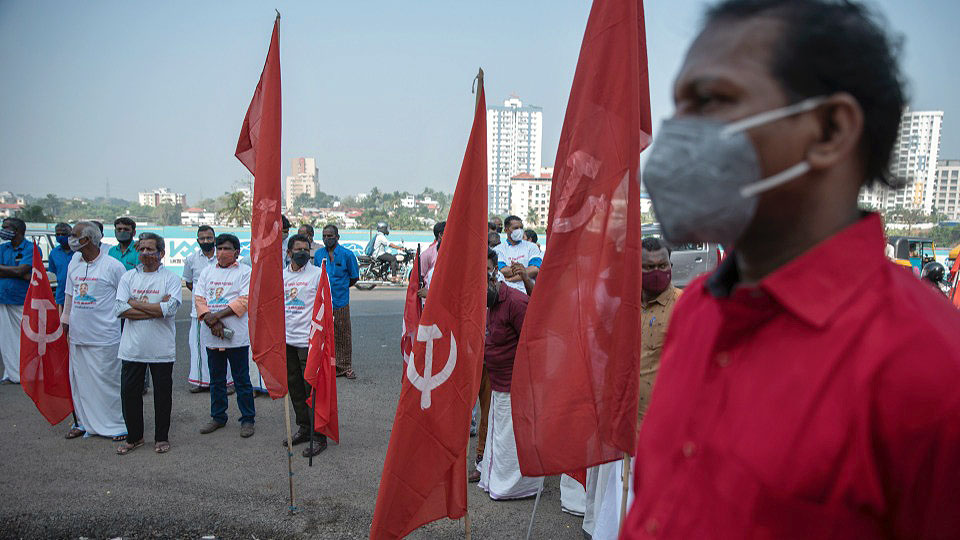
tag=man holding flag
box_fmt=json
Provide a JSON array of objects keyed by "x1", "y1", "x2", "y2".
[
  {"x1": 282, "y1": 233, "x2": 331, "y2": 457},
  {"x1": 303, "y1": 248, "x2": 339, "y2": 457},
  {"x1": 370, "y1": 70, "x2": 488, "y2": 539},
  {"x1": 20, "y1": 243, "x2": 73, "y2": 425}
]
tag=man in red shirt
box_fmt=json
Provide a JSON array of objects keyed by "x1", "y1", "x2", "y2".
[{"x1": 627, "y1": 0, "x2": 960, "y2": 538}]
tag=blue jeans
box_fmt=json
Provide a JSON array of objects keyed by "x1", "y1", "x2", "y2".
[{"x1": 207, "y1": 346, "x2": 255, "y2": 425}]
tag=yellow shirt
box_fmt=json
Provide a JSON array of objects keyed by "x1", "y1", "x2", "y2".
[{"x1": 639, "y1": 285, "x2": 682, "y2": 421}]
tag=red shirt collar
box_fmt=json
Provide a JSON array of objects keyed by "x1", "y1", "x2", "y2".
[{"x1": 706, "y1": 213, "x2": 886, "y2": 328}]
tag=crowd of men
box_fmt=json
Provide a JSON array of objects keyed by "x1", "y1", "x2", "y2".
[{"x1": 0, "y1": 216, "x2": 362, "y2": 458}]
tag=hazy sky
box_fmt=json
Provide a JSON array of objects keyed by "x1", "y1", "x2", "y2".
[{"x1": 2, "y1": 0, "x2": 958, "y2": 203}]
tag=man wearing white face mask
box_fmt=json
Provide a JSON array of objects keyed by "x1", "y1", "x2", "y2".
[
  {"x1": 624, "y1": 0, "x2": 960, "y2": 538},
  {"x1": 493, "y1": 215, "x2": 541, "y2": 294}
]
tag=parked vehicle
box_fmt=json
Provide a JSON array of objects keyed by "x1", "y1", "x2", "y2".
[
  {"x1": 887, "y1": 236, "x2": 936, "y2": 272},
  {"x1": 641, "y1": 224, "x2": 721, "y2": 288}
]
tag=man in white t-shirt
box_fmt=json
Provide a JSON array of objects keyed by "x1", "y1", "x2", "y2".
[
  {"x1": 372, "y1": 222, "x2": 404, "y2": 282},
  {"x1": 114, "y1": 233, "x2": 182, "y2": 455},
  {"x1": 182, "y1": 225, "x2": 233, "y2": 393},
  {"x1": 493, "y1": 216, "x2": 542, "y2": 294},
  {"x1": 61, "y1": 221, "x2": 128, "y2": 441},
  {"x1": 194, "y1": 233, "x2": 256, "y2": 438},
  {"x1": 282, "y1": 234, "x2": 328, "y2": 458}
]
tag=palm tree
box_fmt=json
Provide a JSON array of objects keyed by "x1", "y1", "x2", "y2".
[
  {"x1": 527, "y1": 207, "x2": 539, "y2": 228},
  {"x1": 217, "y1": 192, "x2": 251, "y2": 227}
]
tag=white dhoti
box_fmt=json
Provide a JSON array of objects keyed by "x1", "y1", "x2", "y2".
[
  {"x1": 248, "y1": 347, "x2": 267, "y2": 392},
  {"x1": 69, "y1": 342, "x2": 125, "y2": 437},
  {"x1": 560, "y1": 474, "x2": 586, "y2": 516},
  {"x1": 188, "y1": 318, "x2": 232, "y2": 387},
  {"x1": 478, "y1": 390, "x2": 541, "y2": 500},
  {"x1": 0, "y1": 304, "x2": 23, "y2": 383},
  {"x1": 583, "y1": 463, "x2": 612, "y2": 537},
  {"x1": 589, "y1": 460, "x2": 635, "y2": 540}
]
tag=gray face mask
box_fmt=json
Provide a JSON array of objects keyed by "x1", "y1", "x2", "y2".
[{"x1": 643, "y1": 97, "x2": 825, "y2": 247}]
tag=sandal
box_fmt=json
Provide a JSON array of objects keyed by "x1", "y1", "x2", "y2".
[
  {"x1": 112, "y1": 435, "x2": 127, "y2": 442},
  {"x1": 154, "y1": 441, "x2": 171, "y2": 454},
  {"x1": 65, "y1": 427, "x2": 86, "y2": 439},
  {"x1": 341, "y1": 369, "x2": 356, "y2": 380},
  {"x1": 116, "y1": 440, "x2": 144, "y2": 455}
]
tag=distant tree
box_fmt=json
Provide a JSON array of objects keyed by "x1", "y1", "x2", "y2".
[
  {"x1": 16, "y1": 205, "x2": 51, "y2": 223},
  {"x1": 39, "y1": 194, "x2": 62, "y2": 218},
  {"x1": 217, "y1": 192, "x2": 251, "y2": 227},
  {"x1": 527, "y1": 208, "x2": 540, "y2": 228},
  {"x1": 154, "y1": 203, "x2": 182, "y2": 226}
]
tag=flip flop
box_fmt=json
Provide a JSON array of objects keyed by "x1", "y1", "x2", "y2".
[
  {"x1": 154, "y1": 441, "x2": 171, "y2": 454},
  {"x1": 116, "y1": 440, "x2": 144, "y2": 455},
  {"x1": 65, "y1": 428, "x2": 86, "y2": 439},
  {"x1": 112, "y1": 435, "x2": 127, "y2": 442}
]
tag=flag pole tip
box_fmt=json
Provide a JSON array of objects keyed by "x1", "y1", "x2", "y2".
[
  {"x1": 275, "y1": 9, "x2": 281, "y2": 20},
  {"x1": 472, "y1": 68, "x2": 484, "y2": 94}
]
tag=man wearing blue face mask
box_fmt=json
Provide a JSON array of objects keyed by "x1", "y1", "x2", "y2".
[
  {"x1": 108, "y1": 217, "x2": 139, "y2": 271},
  {"x1": 493, "y1": 215, "x2": 541, "y2": 295},
  {"x1": 625, "y1": 0, "x2": 960, "y2": 538},
  {"x1": 0, "y1": 217, "x2": 33, "y2": 384},
  {"x1": 47, "y1": 222, "x2": 74, "y2": 311}
]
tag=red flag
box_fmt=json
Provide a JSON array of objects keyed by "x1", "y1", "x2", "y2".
[
  {"x1": 236, "y1": 15, "x2": 286, "y2": 399},
  {"x1": 304, "y1": 259, "x2": 339, "y2": 442},
  {"x1": 370, "y1": 71, "x2": 488, "y2": 539},
  {"x1": 400, "y1": 249, "x2": 422, "y2": 377},
  {"x1": 511, "y1": 0, "x2": 652, "y2": 476},
  {"x1": 20, "y1": 245, "x2": 72, "y2": 424}
]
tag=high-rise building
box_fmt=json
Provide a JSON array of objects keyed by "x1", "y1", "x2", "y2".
[
  {"x1": 487, "y1": 97, "x2": 543, "y2": 215},
  {"x1": 858, "y1": 108, "x2": 943, "y2": 213},
  {"x1": 933, "y1": 159, "x2": 960, "y2": 220},
  {"x1": 138, "y1": 187, "x2": 186, "y2": 207},
  {"x1": 286, "y1": 157, "x2": 319, "y2": 209},
  {"x1": 510, "y1": 170, "x2": 552, "y2": 228}
]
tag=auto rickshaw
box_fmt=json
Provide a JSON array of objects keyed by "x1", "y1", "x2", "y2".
[{"x1": 887, "y1": 236, "x2": 936, "y2": 271}]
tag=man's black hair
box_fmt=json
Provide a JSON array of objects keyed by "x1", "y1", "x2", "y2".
[
  {"x1": 487, "y1": 248, "x2": 499, "y2": 266},
  {"x1": 504, "y1": 215, "x2": 522, "y2": 229},
  {"x1": 433, "y1": 221, "x2": 446, "y2": 240},
  {"x1": 215, "y1": 233, "x2": 240, "y2": 251},
  {"x1": 299, "y1": 223, "x2": 315, "y2": 236},
  {"x1": 323, "y1": 224, "x2": 339, "y2": 236},
  {"x1": 136, "y1": 232, "x2": 166, "y2": 253},
  {"x1": 3, "y1": 217, "x2": 26, "y2": 234},
  {"x1": 197, "y1": 225, "x2": 215, "y2": 236},
  {"x1": 281, "y1": 215, "x2": 291, "y2": 229},
  {"x1": 524, "y1": 229, "x2": 538, "y2": 244},
  {"x1": 55, "y1": 222, "x2": 70, "y2": 232},
  {"x1": 287, "y1": 234, "x2": 311, "y2": 251},
  {"x1": 641, "y1": 236, "x2": 672, "y2": 256},
  {"x1": 705, "y1": 0, "x2": 905, "y2": 186},
  {"x1": 114, "y1": 217, "x2": 136, "y2": 231}
]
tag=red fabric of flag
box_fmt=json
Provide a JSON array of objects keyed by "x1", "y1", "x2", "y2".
[
  {"x1": 305, "y1": 259, "x2": 339, "y2": 442},
  {"x1": 400, "y1": 251, "x2": 422, "y2": 378},
  {"x1": 370, "y1": 75, "x2": 488, "y2": 540},
  {"x1": 511, "y1": 0, "x2": 652, "y2": 476},
  {"x1": 236, "y1": 16, "x2": 286, "y2": 398},
  {"x1": 20, "y1": 245, "x2": 72, "y2": 425}
]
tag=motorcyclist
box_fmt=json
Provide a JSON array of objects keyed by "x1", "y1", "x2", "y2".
[
  {"x1": 921, "y1": 261, "x2": 950, "y2": 297},
  {"x1": 372, "y1": 222, "x2": 405, "y2": 282}
]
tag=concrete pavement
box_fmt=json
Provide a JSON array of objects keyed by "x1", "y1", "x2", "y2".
[{"x1": 0, "y1": 287, "x2": 586, "y2": 539}]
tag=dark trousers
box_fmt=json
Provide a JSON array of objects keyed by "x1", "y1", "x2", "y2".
[
  {"x1": 208, "y1": 346, "x2": 255, "y2": 425},
  {"x1": 286, "y1": 344, "x2": 327, "y2": 442},
  {"x1": 475, "y1": 365, "x2": 492, "y2": 461},
  {"x1": 121, "y1": 361, "x2": 173, "y2": 443},
  {"x1": 377, "y1": 253, "x2": 399, "y2": 276}
]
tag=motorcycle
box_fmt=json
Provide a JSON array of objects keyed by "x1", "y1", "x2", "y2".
[{"x1": 355, "y1": 247, "x2": 417, "y2": 291}]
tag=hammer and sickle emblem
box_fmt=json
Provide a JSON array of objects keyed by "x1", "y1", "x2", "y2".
[
  {"x1": 406, "y1": 324, "x2": 457, "y2": 409},
  {"x1": 22, "y1": 299, "x2": 62, "y2": 355},
  {"x1": 251, "y1": 198, "x2": 281, "y2": 263}
]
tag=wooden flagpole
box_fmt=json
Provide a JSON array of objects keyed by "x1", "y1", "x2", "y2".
[
  {"x1": 283, "y1": 398, "x2": 297, "y2": 514},
  {"x1": 619, "y1": 453, "x2": 631, "y2": 529}
]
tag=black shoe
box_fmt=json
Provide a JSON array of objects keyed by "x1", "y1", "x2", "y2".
[
  {"x1": 283, "y1": 427, "x2": 311, "y2": 447},
  {"x1": 302, "y1": 438, "x2": 327, "y2": 457}
]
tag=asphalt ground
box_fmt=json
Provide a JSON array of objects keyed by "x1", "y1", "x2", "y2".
[{"x1": 0, "y1": 287, "x2": 584, "y2": 539}]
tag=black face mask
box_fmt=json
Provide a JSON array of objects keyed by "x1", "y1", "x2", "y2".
[
  {"x1": 322, "y1": 237, "x2": 337, "y2": 249},
  {"x1": 198, "y1": 241, "x2": 215, "y2": 253},
  {"x1": 291, "y1": 251, "x2": 311, "y2": 267},
  {"x1": 486, "y1": 284, "x2": 499, "y2": 308}
]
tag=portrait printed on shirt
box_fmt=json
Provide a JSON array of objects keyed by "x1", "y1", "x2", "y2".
[
  {"x1": 133, "y1": 287, "x2": 162, "y2": 304},
  {"x1": 207, "y1": 283, "x2": 229, "y2": 309},
  {"x1": 73, "y1": 278, "x2": 98, "y2": 305},
  {"x1": 284, "y1": 282, "x2": 308, "y2": 311}
]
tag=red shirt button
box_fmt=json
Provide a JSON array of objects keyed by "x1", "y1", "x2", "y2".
[
  {"x1": 715, "y1": 352, "x2": 730, "y2": 367},
  {"x1": 645, "y1": 518, "x2": 660, "y2": 535},
  {"x1": 682, "y1": 441, "x2": 697, "y2": 458}
]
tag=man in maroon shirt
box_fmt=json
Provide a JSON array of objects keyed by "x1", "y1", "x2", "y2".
[{"x1": 626, "y1": 0, "x2": 960, "y2": 538}]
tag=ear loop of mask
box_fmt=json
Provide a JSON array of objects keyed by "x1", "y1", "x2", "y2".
[{"x1": 718, "y1": 96, "x2": 827, "y2": 199}]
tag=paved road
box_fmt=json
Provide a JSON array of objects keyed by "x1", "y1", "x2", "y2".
[{"x1": 0, "y1": 287, "x2": 585, "y2": 539}]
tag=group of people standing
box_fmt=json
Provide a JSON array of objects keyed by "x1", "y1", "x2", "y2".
[{"x1": 0, "y1": 216, "x2": 360, "y2": 458}]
